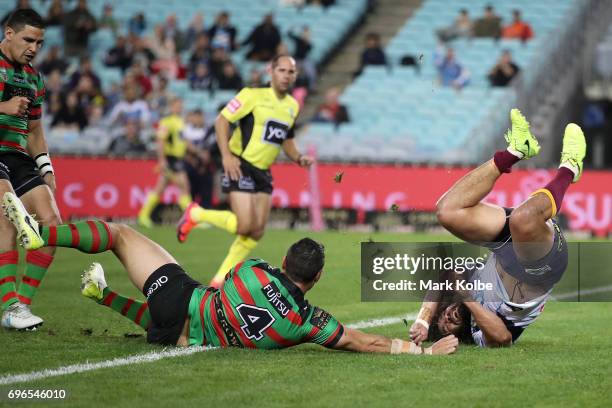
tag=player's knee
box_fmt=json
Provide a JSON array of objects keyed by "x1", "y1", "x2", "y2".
[
  {"x1": 236, "y1": 220, "x2": 252, "y2": 236},
  {"x1": 249, "y1": 228, "x2": 265, "y2": 241},
  {"x1": 509, "y1": 207, "x2": 538, "y2": 239}
]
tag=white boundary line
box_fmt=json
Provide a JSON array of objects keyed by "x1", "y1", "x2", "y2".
[
  {"x1": 550, "y1": 285, "x2": 612, "y2": 301},
  {"x1": 0, "y1": 313, "x2": 417, "y2": 386}
]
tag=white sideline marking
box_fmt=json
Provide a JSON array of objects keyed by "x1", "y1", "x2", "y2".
[
  {"x1": 0, "y1": 314, "x2": 417, "y2": 385},
  {"x1": 551, "y1": 284, "x2": 612, "y2": 301}
]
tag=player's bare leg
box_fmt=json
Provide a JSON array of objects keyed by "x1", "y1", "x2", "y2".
[
  {"x1": 510, "y1": 123, "x2": 586, "y2": 262},
  {"x1": 250, "y1": 192, "x2": 272, "y2": 241},
  {"x1": 169, "y1": 170, "x2": 192, "y2": 210},
  {"x1": 436, "y1": 109, "x2": 540, "y2": 242}
]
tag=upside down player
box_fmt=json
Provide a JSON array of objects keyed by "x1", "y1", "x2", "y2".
[
  {"x1": 177, "y1": 55, "x2": 314, "y2": 288},
  {"x1": 0, "y1": 10, "x2": 62, "y2": 330},
  {"x1": 3, "y1": 192, "x2": 458, "y2": 355},
  {"x1": 409, "y1": 109, "x2": 586, "y2": 347}
]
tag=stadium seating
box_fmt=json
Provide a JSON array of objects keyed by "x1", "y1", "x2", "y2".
[
  {"x1": 0, "y1": 0, "x2": 368, "y2": 154},
  {"x1": 298, "y1": 0, "x2": 587, "y2": 164}
]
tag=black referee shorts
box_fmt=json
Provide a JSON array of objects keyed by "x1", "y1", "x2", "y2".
[
  {"x1": 0, "y1": 152, "x2": 46, "y2": 197},
  {"x1": 221, "y1": 158, "x2": 273, "y2": 194},
  {"x1": 142, "y1": 263, "x2": 202, "y2": 346}
]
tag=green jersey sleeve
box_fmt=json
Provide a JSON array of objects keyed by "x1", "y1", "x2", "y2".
[{"x1": 303, "y1": 306, "x2": 344, "y2": 347}]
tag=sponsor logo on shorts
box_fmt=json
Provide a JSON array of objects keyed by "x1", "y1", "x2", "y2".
[
  {"x1": 227, "y1": 98, "x2": 241, "y2": 113},
  {"x1": 146, "y1": 275, "x2": 168, "y2": 298},
  {"x1": 238, "y1": 176, "x2": 255, "y2": 191},
  {"x1": 262, "y1": 282, "x2": 292, "y2": 317}
]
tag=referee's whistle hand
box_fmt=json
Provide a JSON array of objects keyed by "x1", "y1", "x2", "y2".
[{"x1": 299, "y1": 155, "x2": 314, "y2": 167}]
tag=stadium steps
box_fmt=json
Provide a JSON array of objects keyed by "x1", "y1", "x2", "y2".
[{"x1": 297, "y1": 0, "x2": 422, "y2": 126}]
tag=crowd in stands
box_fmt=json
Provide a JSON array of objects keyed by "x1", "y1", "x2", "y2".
[
  {"x1": 350, "y1": 4, "x2": 534, "y2": 94},
  {"x1": 1, "y1": 0, "x2": 322, "y2": 161}
]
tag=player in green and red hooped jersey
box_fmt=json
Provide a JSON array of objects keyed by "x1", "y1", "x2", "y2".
[
  {"x1": 3, "y1": 191, "x2": 459, "y2": 355},
  {"x1": 0, "y1": 10, "x2": 62, "y2": 331}
]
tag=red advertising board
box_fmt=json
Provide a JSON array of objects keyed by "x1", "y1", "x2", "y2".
[{"x1": 52, "y1": 157, "x2": 612, "y2": 233}]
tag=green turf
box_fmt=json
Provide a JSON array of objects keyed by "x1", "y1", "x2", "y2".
[{"x1": 0, "y1": 227, "x2": 610, "y2": 407}]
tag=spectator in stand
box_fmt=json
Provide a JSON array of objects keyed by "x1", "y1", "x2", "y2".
[
  {"x1": 44, "y1": 69, "x2": 64, "y2": 103},
  {"x1": 128, "y1": 12, "x2": 146, "y2": 36},
  {"x1": 313, "y1": 87, "x2": 350, "y2": 125},
  {"x1": 243, "y1": 13, "x2": 281, "y2": 61},
  {"x1": 149, "y1": 24, "x2": 181, "y2": 79},
  {"x1": 488, "y1": 50, "x2": 520, "y2": 87},
  {"x1": 148, "y1": 76, "x2": 174, "y2": 118},
  {"x1": 185, "y1": 13, "x2": 206, "y2": 49},
  {"x1": 218, "y1": 61, "x2": 243, "y2": 90},
  {"x1": 502, "y1": 10, "x2": 534, "y2": 42},
  {"x1": 63, "y1": 0, "x2": 97, "y2": 57},
  {"x1": 473, "y1": 5, "x2": 502, "y2": 39},
  {"x1": 188, "y1": 33, "x2": 211, "y2": 74},
  {"x1": 434, "y1": 46, "x2": 470, "y2": 90},
  {"x1": 108, "y1": 83, "x2": 152, "y2": 127},
  {"x1": 189, "y1": 62, "x2": 214, "y2": 91},
  {"x1": 99, "y1": 4, "x2": 118, "y2": 37},
  {"x1": 108, "y1": 119, "x2": 147, "y2": 155},
  {"x1": 68, "y1": 56, "x2": 101, "y2": 90},
  {"x1": 47, "y1": 92, "x2": 62, "y2": 120},
  {"x1": 289, "y1": 26, "x2": 316, "y2": 89},
  {"x1": 437, "y1": 9, "x2": 473, "y2": 42},
  {"x1": 247, "y1": 68, "x2": 264, "y2": 87},
  {"x1": 75, "y1": 75, "x2": 105, "y2": 113},
  {"x1": 129, "y1": 61, "x2": 153, "y2": 97},
  {"x1": 0, "y1": 0, "x2": 30, "y2": 28},
  {"x1": 162, "y1": 14, "x2": 186, "y2": 52},
  {"x1": 104, "y1": 35, "x2": 133, "y2": 72},
  {"x1": 45, "y1": 0, "x2": 64, "y2": 26},
  {"x1": 208, "y1": 11, "x2": 237, "y2": 52},
  {"x1": 51, "y1": 91, "x2": 88, "y2": 131},
  {"x1": 38, "y1": 45, "x2": 68, "y2": 75},
  {"x1": 355, "y1": 32, "x2": 387, "y2": 77},
  {"x1": 68, "y1": 57, "x2": 101, "y2": 91},
  {"x1": 209, "y1": 46, "x2": 229, "y2": 80},
  {"x1": 129, "y1": 34, "x2": 156, "y2": 70}
]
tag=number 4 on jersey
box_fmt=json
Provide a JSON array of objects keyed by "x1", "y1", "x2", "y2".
[{"x1": 236, "y1": 304, "x2": 276, "y2": 341}]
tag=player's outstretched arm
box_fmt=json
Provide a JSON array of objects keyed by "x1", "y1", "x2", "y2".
[
  {"x1": 27, "y1": 119, "x2": 56, "y2": 192},
  {"x1": 463, "y1": 301, "x2": 512, "y2": 347},
  {"x1": 331, "y1": 328, "x2": 458, "y2": 355},
  {"x1": 409, "y1": 301, "x2": 440, "y2": 345}
]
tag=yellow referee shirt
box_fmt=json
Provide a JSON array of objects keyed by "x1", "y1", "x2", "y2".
[
  {"x1": 221, "y1": 87, "x2": 299, "y2": 170},
  {"x1": 158, "y1": 114, "x2": 187, "y2": 159}
]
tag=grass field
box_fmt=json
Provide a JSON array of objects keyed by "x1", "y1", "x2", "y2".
[{"x1": 0, "y1": 227, "x2": 611, "y2": 407}]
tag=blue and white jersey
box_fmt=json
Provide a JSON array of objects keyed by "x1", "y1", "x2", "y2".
[{"x1": 469, "y1": 255, "x2": 550, "y2": 347}]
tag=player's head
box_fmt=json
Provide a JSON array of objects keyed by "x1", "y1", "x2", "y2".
[
  {"x1": 268, "y1": 55, "x2": 297, "y2": 95},
  {"x1": 3, "y1": 9, "x2": 45, "y2": 65},
  {"x1": 429, "y1": 302, "x2": 473, "y2": 343},
  {"x1": 283, "y1": 238, "x2": 325, "y2": 288}
]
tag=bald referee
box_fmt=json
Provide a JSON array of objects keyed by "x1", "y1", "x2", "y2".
[{"x1": 177, "y1": 55, "x2": 313, "y2": 288}]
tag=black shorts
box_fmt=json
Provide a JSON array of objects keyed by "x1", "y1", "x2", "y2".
[
  {"x1": 166, "y1": 156, "x2": 186, "y2": 173},
  {"x1": 482, "y1": 208, "x2": 568, "y2": 288},
  {"x1": 0, "y1": 152, "x2": 46, "y2": 197},
  {"x1": 142, "y1": 263, "x2": 202, "y2": 346},
  {"x1": 221, "y1": 158, "x2": 273, "y2": 194}
]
